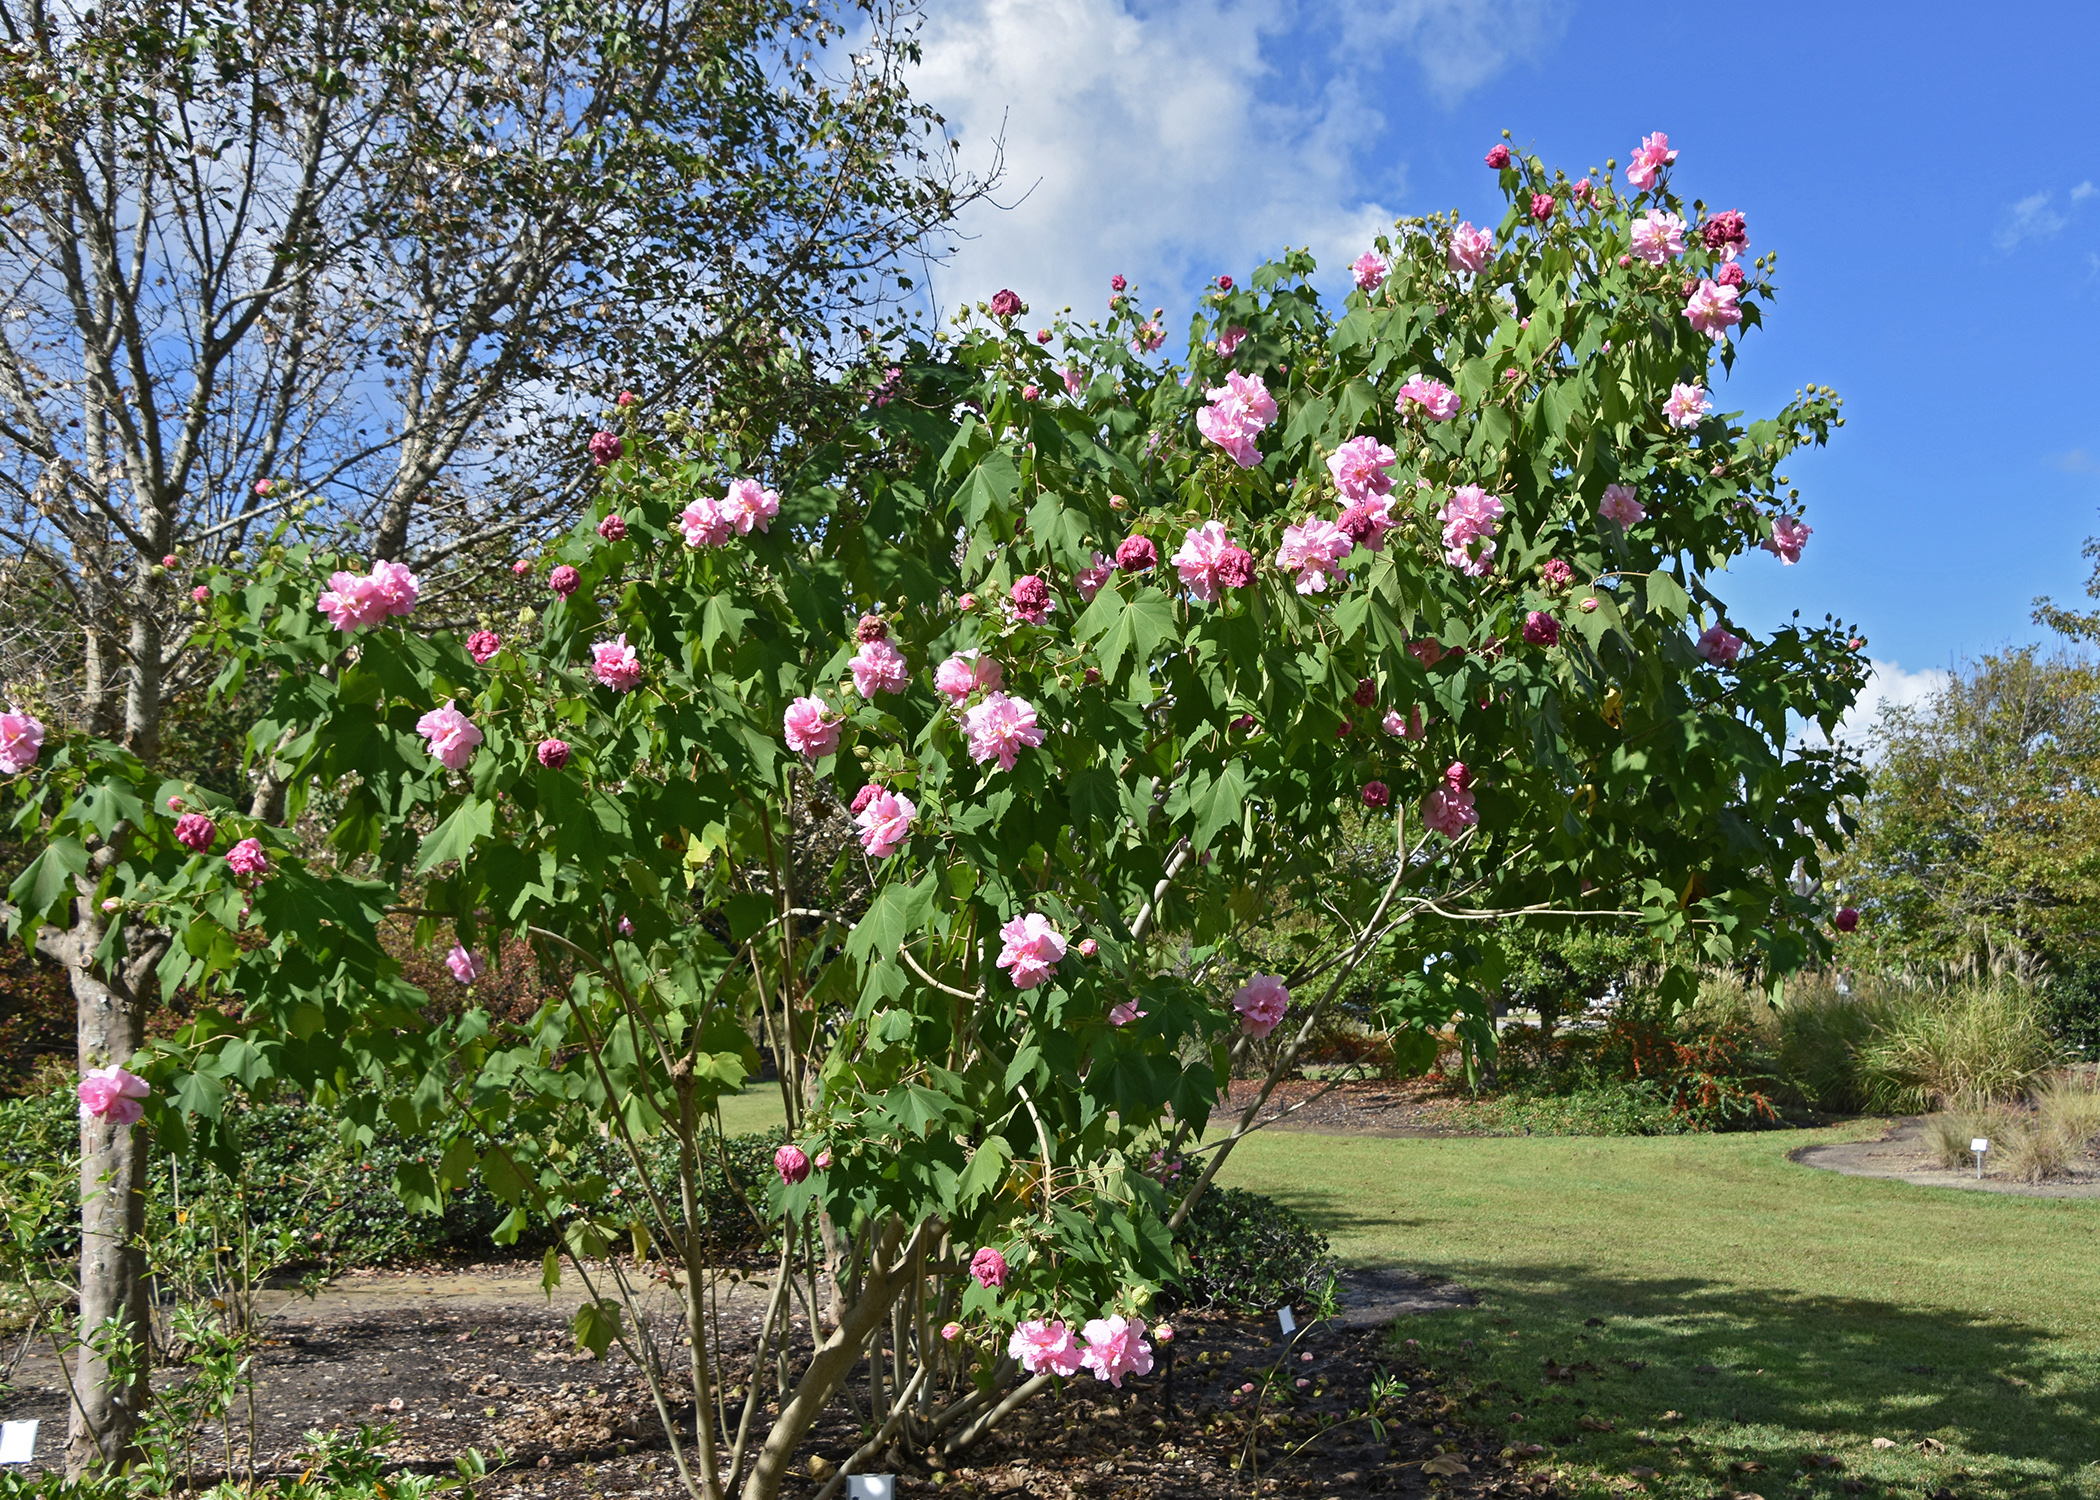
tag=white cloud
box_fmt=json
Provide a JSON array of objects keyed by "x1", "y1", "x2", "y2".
[
  {"x1": 2074, "y1": 179, "x2": 2096, "y2": 203},
  {"x1": 1801, "y1": 658, "x2": 1953, "y2": 759},
  {"x1": 2052, "y1": 448, "x2": 2100, "y2": 475},
  {"x1": 1996, "y1": 189, "x2": 2072, "y2": 250},
  {"x1": 909, "y1": 0, "x2": 1563, "y2": 320}
]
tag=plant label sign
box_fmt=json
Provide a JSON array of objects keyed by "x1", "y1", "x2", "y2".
[
  {"x1": 1278, "y1": 1306, "x2": 1297, "y2": 1335},
  {"x1": 847, "y1": 1477, "x2": 895, "y2": 1500},
  {"x1": 0, "y1": 1421, "x2": 37, "y2": 1464},
  {"x1": 1971, "y1": 1139, "x2": 1990, "y2": 1153}
]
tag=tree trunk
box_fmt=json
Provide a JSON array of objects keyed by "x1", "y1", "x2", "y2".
[{"x1": 63, "y1": 909, "x2": 151, "y2": 1476}]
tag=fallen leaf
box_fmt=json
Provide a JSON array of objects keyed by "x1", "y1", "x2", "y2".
[
  {"x1": 1628, "y1": 1467, "x2": 1657, "y2": 1479},
  {"x1": 1580, "y1": 1415, "x2": 1615, "y2": 1432},
  {"x1": 1802, "y1": 1454, "x2": 1844, "y2": 1471},
  {"x1": 1659, "y1": 1411, "x2": 1684, "y2": 1423},
  {"x1": 1422, "y1": 1455, "x2": 1470, "y2": 1478},
  {"x1": 1871, "y1": 1438, "x2": 1898, "y2": 1450},
  {"x1": 1512, "y1": 1443, "x2": 1545, "y2": 1458},
  {"x1": 1917, "y1": 1438, "x2": 1948, "y2": 1454}
]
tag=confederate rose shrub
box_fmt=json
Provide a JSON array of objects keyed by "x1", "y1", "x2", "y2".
[{"x1": 7, "y1": 132, "x2": 1866, "y2": 1500}]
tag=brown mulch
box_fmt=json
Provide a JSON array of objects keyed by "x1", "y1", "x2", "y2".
[
  {"x1": 2, "y1": 1281, "x2": 1554, "y2": 1499},
  {"x1": 1218, "y1": 1078, "x2": 1471, "y2": 1137}
]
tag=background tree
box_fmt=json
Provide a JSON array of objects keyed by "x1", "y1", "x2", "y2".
[{"x1": 0, "y1": 0, "x2": 985, "y2": 1469}]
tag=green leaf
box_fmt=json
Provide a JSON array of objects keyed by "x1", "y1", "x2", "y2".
[
  {"x1": 957, "y1": 1136, "x2": 1014, "y2": 1209},
  {"x1": 8, "y1": 837, "x2": 87, "y2": 925},
  {"x1": 1642, "y1": 571, "x2": 1690, "y2": 622},
  {"x1": 572, "y1": 1297, "x2": 623, "y2": 1357},
  {"x1": 541, "y1": 1246, "x2": 562, "y2": 1295},
  {"x1": 416, "y1": 796, "x2": 494, "y2": 872},
  {"x1": 1189, "y1": 763, "x2": 1249, "y2": 852},
  {"x1": 1075, "y1": 584, "x2": 1178, "y2": 684},
  {"x1": 958, "y1": 451, "x2": 1020, "y2": 529}
]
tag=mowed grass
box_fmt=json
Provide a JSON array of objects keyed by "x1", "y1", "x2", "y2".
[{"x1": 1211, "y1": 1125, "x2": 2100, "y2": 1499}]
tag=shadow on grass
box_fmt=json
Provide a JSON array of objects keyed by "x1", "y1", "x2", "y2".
[{"x1": 1265, "y1": 1190, "x2": 2100, "y2": 1496}]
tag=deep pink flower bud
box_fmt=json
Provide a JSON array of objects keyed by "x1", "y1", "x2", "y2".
[
  {"x1": 1834, "y1": 907, "x2": 1860, "y2": 933},
  {"x1": 1217, "y1": 275, "x2": 1233, "y2": 290},
  {"x1": 597, "y1": 514, "x2": 627, "y2": 541},
  {"x1": 1214, "y1": 546, "x2": 1256, "y2": 590},
  {"x1": 989, "y1": 289, "x2": 1022, "y2": 319},
  {"x1": 512, "y1": 560, "x2": 530, "y2": 576},
  {"x1": 1009, "y1": 574, "x2": 1051, "y2": 623},
  {"x1": 167, "y1": 796, "x2": 184, "y2": 811},
  {"x1": 161, "y1": 554, "x2": 177, "y2": 568},
  {"x1": 1077, "y1": 938, "x2": 1099, "y2": 957},
  {"x1": 1715, "y1": 261, "x2": 1745, "y2": 288},
  {"x1": 587, "y1": 430, "x2": 622, "y2": 467},
  {"x1": 192, "y1": 586, "x2": 210, "y2": 603},
  {"x1": 1702, "y1": 210, "x2": 1749, "y2": 261},
  {"x1": 815, "y1": 1149, "x2": 832, "y2": 1170},
  {"x1": 1353, "y1": 677, "x2": 1377, "y2": 707},
  {"x1": 1083, "y1": 666, "x2": 1100, "y2": 685},
  {"x1": 857, "y1": 613, "x2": 889, "y2": 643},
  {"x1": 1530, "y1": 193, "x2": 1556, "y2": 221},
  {"x1": 1522, "y1": 611, "x2": 1561, "y2": 647},
  {"x1": 1022, "y1": 384, "x2": 1040, "y2": 401},
  {"x1": 1115, "y1": 535, "x2": 1157, "y2": 572},
  {"x1": 775, "y1": 1144, "x2": 811, "y2": 1184},
  {"x1": 549, "y1": 565, "x2": 580, "y2": 597},
  {"x1": 1110, "y1": 274, "x2": 1127, "y2": 292},
  {"x1": 174, "y1": 812, "x2": 216, "y2": 852},
  {"x1": 466, "y1": 630, "x2": 501, "y2": 664},
  {"x1": 1036, "y1": 328, "x2": 1052, "y2": 344},
  {"x1": 1363, "y1": 780, "x2": 1390, "y2": 809},
  {"x1": 1618, "y1": 254, "x2": 1632, "y2": 268},
  {"x1": 1337, "y1": 720, "x2": 1352, "y2": 738},
  {"x1": 1445, "y1": 761, "x2": 1472, "y2": 791},
  {"x1": 1485, "y1": 143, "x2": 1511, "y2": 169},
  {"x1": 616, "y1": 389, "x2": 637, "y2": 407},
  {"x1": 1230, "y1": 714, "x2": 1256, "y2": 733},
  {"x1": 969, "y1": 1247, "x2": 1008, "y2": 1288},
  {"x1": 1539, "y1": 559, "x2": 1574, "y2": 590},
  {"x1": 1580, "y1": 597, "x2": 1598, "y2": 612},
  {"x1": 537, "y1": 738, "x2": 571, "y2": 769},
  {"x1": 959, "y1": 592, "x2": 978, "y2": 611}
]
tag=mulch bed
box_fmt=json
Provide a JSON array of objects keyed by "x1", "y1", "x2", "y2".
[
  {"x1": 4, "y1": 1281, "x2": 1555, "y2": 1499},
  {"x1": 1218, "y1": 1079, "x2": 1470, "y2": 1137}
]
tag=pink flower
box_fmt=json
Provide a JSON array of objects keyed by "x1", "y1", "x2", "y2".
[
  {"x1": 1078, "y1": 938, "x2": 1099, "y2": 957},
  {"x1": 854, "y1": 787, "x2": 915, "y2": 859},
  {"x1": 192, "y1": 586, "x2": 210, "y2": 603},
  {"x1": 990, "y1": 288, "x2": 1022, "y2": 319},
  {"x1": 1233, "y1": 974, "x2": 1290, "y2": 1039},
  {"x1": 538, "y1": 738, "x2": 571, "y2": 769},
  {"x1": 1702, "y1": 210, "x2": 1749, "y2": 262},
  {"x1": 446, "y1": 944, "x2": 483, "y2": 983},
  {"x1": 935, "y1": 650, "x2": 1003, "y2": 702},
  {"x1": 1080, "y1": 1315, "x2": 1154, "y2": 1388},
  {"x1": 597, "y1": 514, "x2": 627, "y2": 542},
  {"x1": 549, "y1": 565, "x2": 581, "y2": 598},
  {"x1": 1110, "y1": 535, "x2": 1157, "y2": 577},
  {"x1": 1155, "y1": 1324, "x2": 1174, "y2": 1344},
  {"x1": 226, "y1": 838, "x2": 269, "y2": 876},
  {"x1": 0, "y1": 711, "x2": 45, "y2": 774},
  {"x1": 1216, "y1": 326, "x2": 1249, "y2": 357},
  {"x1": 254, "y1": 478, "x2": 274, "y2": 495},
  {"x1": 1410, "y1": 639, "x2": 1445, "y2": 668},
  {"x1": 318, "y1": 560, "x2": 421, "y2": 631},
  {"x1": 1111, "y1": 274, "x2": 1127, "y2": 292},
  {"x1": 850, "y1": 783, "x2": 881, "y2": 815},
  {"x1": 1697, "y1": 624, "x2": 1744, "y2": 665},
  {"x1": 1539, "y1": 559, "x2": 1574, "y2": 590},
  {"x1": 1277, "y1": 518, "x2": 1352, "y2": 594},
  {"x1": 1108, "y1": 999, "x2": 1145, "y2": 1026},
  {"x1": 1715, "y1": 261, "x2": 1746, "y2": 288},
  {"x1": 970, "y1": 1247, "x2": 1010, "y2": 1288},
  {"x1": 1683, "y1": 280, "x2": 1742, "y2": 340},
  {"x1": 963, "y1": 692, "x2": 1044, "y2": 771},
  {"x1": 816, "y1": 1149, "x2": 833, "y2": 1170},
  {"x1": 1022, "y1": 384, "x2": 1040, "y2": 402},
  {"x1": 850, "y1": 637, "x2": 910, "y2": 696},
  {"x1": 1328, "y1": 436, "x2": 1398, "y2": 503},
  {"x1": 1172, "y1": 521, "x2": 1254, "y2": 602},
  {"x1": 1530, "y1": 193, "x2": 1556, "y2": 221},
  {"x1": 466, "y1": 630, "x2": 501, "y2": 664},
  {"x1": 775, "y1": 1145, "x2": 811, "y2": 1184},
  {"x1": 1580, "y1": 597, "x2": 1598, "y2": 613},
  {"x1": 1384, "y1": 706, "x2": 1427, "y2": 740},
  {"x1": 1485, "y1": 143, "x2": 1512, "y2": 169},
  {"x1": 618, "y1": 915, "x2": 634, "y2": 936},
  {"x1": 1834, "y1": 906, "x2": 1860, "y2": 933},
  {"x1": 1572, "y1": 177, "x2": 1593, "y2": 203},
  {"x1": 942, "y1": 1322, "x2": 963, "y2": 1342},
  {"x1": 1131, "y1": 320, "x2": 1165, "y2": 354},
  {"x1": 1063, "y1": 367, "x2": 1085, "y2": 398},
  {"x1": 678, "y1": 497, "x2": 732, "y2": 548},
  {"x1": 1354, "y1": 677, "x2": 1378, "y2": 707},
  {"x1": 1037, "y1": 329, "x2": 1052, "y2": 343},
  {"x1": 1396, "y1": 375, "x2": 1460, "y2": 421},
  {"x1": 1626, "y1": 131, "x2": 1677, "y2": 190},
  {"x1": 1074, "y1": 552, "x2": 1114, "y2": 603},
  {"x1": 175, "y1": 812, "x2": 217, "y2": 852},
  {"x1": 1363, "y1": 780, "x2": 1390, "y2": 809},
  {"x1": 1420, "y1": 785, "x2": 1477, "y2": 839},
  {"x1": 591, "y1": 635, "x2": 643, "y2": 692},
  {"x1": 512, "y1": 560, "x2": 530, "y2": 576},
  {"x1": 996, "y1": 911, "x2": 1067, "y2": 989},
  {"x1": 1439, "y1": 486, "x2": 1505, "y2": 576},
  {"x1": 617, "y1": 390, "x2": 637, "y2": 407},
  {"x1": 720, "y1": 478, "x2": 781, "y2": 535},
  {"x1": 783, "y1": 696, "x2": 841, "y2": 758},
  {"x1": 1195, "y1": 372, "x2": 1278, "y2": 469},
  {"x1": 1447, "y1": 222, "x2": 1495, "y2": 274},
  {"x1": 1523, "y1": 611, "x2": 1561, "y2": 646},
  {"x1": 160, "y1": 553, "x2": 177, "y2": 568},
  {"x1": 1351, "y1": 251, "x2": 1389, "y2": 291},
  {"x1": 1663, "y1": 383, "x2": 1712, "y2": 430},
  {"x1": 1009, "y1": 1320, "x2": 1083, "y2": 1378},
  {"x1": 588, "y1": 430, "x2": 622, "y2": 466},
  {"x1": 857, "y1": 614, "x2": 889, "y2": 643},
  {"x1": 1009, "y1": 574, "x2": 1053, "y2": 624},
  {"x1": 1599, "y1": 484, "x2": 1646, "y2": 528},
  {"x1": 77, "y1": 1066, "x2": 150, "y2": 1126},
  {"x1": 1763, "y1": 514, "x2": 1812, "y2": 565},
  {"x1": 1337, "y1": 496, "x2": 1396, "y2": 552},
  {"x1": 1629, "y1": 209, "x2": 1686, "y2": 265},
  {"x1": 416, "y1": 701, "x2": 484, "y2": 771},
  {"x1": 1216, "y1": 275, "x2": 1234, "y2": 291}
]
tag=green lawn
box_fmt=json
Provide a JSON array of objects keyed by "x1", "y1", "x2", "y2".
[{"x1": 1212, "y1": 1124, "x2": 2100, "y2": 1499}]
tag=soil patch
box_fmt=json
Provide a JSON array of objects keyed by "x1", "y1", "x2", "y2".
[
  {"x1": 2, "y1": 1265, "x2": 1552, "y2": 1499},
  {"x1": 1790, "y1": 1116, "x2": 2100, "y2": 1198}
]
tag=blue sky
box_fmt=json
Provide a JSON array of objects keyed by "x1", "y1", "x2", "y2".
[{"x1": 911, "y1": 0, "x2": 2100, "y2": 729}]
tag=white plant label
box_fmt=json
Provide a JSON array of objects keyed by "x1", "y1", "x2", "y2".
[
  {"x1": 1277, "y1": 1306, "x2": 1297, "y2": 1335},
  {"x1": 847, "y1": 1476, "x2": 895, "y2": 1500},
  {"x1": 1971, "y1": 1138, "x2": 1990, "y2": 1153},
  {"x1": 0, "y1": 1421, "x2": 38, "y2": 1464}
]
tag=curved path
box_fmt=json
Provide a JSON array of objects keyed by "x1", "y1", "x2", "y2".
[{"x1": 1789, "y1": 1115, "x2": 2100, "y2": 1198}]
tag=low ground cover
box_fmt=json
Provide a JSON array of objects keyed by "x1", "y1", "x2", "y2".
[{"x1": 1217, "y1": 1125, "x2": 2100, "y2": 1499}]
